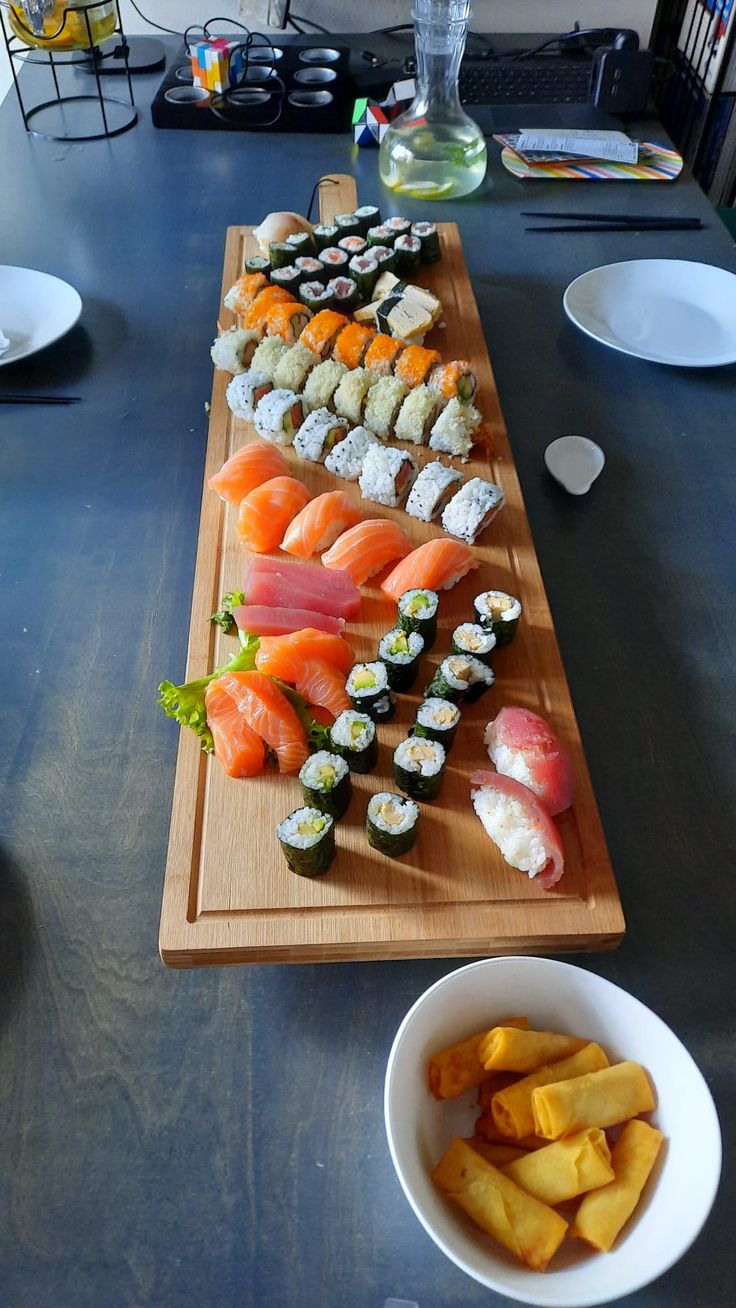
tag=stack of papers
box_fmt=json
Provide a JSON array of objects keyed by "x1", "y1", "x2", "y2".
[{"x1": 494, "y1": 129, "x2": 641, "y2": 166}]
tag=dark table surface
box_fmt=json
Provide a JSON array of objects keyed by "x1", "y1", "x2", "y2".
[{"x1": 1, "y1": 41, "x2": 735, "y2": 1308}]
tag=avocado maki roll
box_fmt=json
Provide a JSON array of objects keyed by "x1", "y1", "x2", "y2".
[
  {"x1": 346, "y1": 661, "x2": 396, "y2": 722},
  {"x1": 394, "y1": 234, "x2": 422, "y2": 276},
  {"x1": 451, "y1": 622, "x2": 496, "y2": 667},
  {"x1": 313, "y1": 223, "x2": 339, "y2": 251},
  {"x1": 393, "y1": 736, "x2": 446, "y2": 802},
  {"x1": 473, "y1": 590, "x2": 522, "y2": 647},
  {"x1": 411, "y1": 220, "x2": 441, "y2": 263},
  {"x1": 366, "y1": 792, "x2": 419, "y2": 857},
  {"x1": 411, "y1": 697, "x2": 461, "y2": 752},
  {"x1": 424, "y1": 654, "x2": 494, "y2": 704},
  {"x1": 378, "y1": 627, "x2": 424, "y2": 692},
  {"x1": 269, "y1": 241, "x2": 295, "y2": 270},
  {"x1": 299, "y1": 750, "x2": 352, "y2": 819},
  {"x1": 245, "y1": 254, "x2": 271, "y2": 276},
  {"x1": 329, "y1": 710, "x2": 378, "y2": 774},
  {"x1": 353, "y1": 203, "x2": 381, "y2": 235},
  {"x1": 277, "y1": 806, "x2": 335, "y2": 878},
  {"x1": 286, "y1": 229, "x2": 314, "y2": 257},
  {"x1": 335, "y1": 212, "x2": 362, "y2": 238},
  {"x1": 397, "y1": 588, "x2": 439, "y2": 649}
]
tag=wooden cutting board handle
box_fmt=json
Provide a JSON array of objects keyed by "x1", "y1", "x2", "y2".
[{"x1": 316, "y1": 173, "x2": 359, "y2": 225}]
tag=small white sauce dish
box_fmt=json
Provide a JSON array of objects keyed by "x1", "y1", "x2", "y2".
[{"x1": 544, "y1": 436, "x2": 605, "y2": 496}]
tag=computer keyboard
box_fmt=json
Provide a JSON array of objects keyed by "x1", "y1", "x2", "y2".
[{"x1": 459, "y1": 57, "x2": 593, "y2": 105}]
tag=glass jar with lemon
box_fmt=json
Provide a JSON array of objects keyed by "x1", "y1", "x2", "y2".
[{"x1": 6, "y1": 0, "x2": 116, "y2": 50}]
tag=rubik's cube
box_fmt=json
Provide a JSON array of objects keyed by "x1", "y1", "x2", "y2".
[
  {"x1": 191, "y1": 39, "x2": 245, "y2": 94},
  {"x1": 352, "y1": 80, "x2": 415, "y2": 148}
]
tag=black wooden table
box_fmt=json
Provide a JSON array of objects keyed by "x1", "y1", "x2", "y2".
[{"x1": 1, "y1": 45, "x2": 734, "y2": 1308}]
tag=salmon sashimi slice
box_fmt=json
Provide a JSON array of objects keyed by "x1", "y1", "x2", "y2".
[
  {"x1": 234, "y1": 604, "x2": 345, "y2": 637},
  {"x1": 205, "y1": 679, "x2": 266, "y2": 778},
  {"x1": 245, "y1": 556, "x2": 361, "y2": 619},
  {"x1": 218, "y1": 670, "x2": 308, "y2": 774},
  {"x1": 255, "y1": 628, "x2": 355, "y2": 678},
  {"x1": 208, "y1": 440, "x2": 288, "y2": 506},
  {"x1": 281, "y1": 490, "x2": 363, "y2": 558},
  {"x1": 255, "y1": 652, "x2": 348, "y2": 721},
  {"x1": 321, "y1": 518, "x2": 413, "y2": 586},
  {"x1": 381, "y1": 537, "x2": 479, "y2": 602},
  {"x1": 236, "y1": 476, "x2": 311, "y2": 554}
]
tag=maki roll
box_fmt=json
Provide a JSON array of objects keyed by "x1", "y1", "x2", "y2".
[
  {"x1": 300, "y1": 309, "x2": 349, "y2": 361},
  {"x1": 412, "y1": 697, "x2": 460, "y2": 752},
  {"x1": 473, "y1": 591, "x2": 522, "y2": 647},
  {"x1": 324, "y1": 425, "x2": 379, "y2": 481},
  {"x1": 346, "y1": 661, "x2": 396, "y2": 722},
  {"x1": 338, "y1": 234, "x2": 368, "y2": 259},
  {"x1": 302, "y1": 359, "x2": 348, "y2": 414},
  {"x1": 333, "y1": 322, "x2": 376, "y2": 370},
  {"x1": 333, "y1": 367, "x2": 378, "y2": 425},
  {"x1": 393, "y1": 385, "x2": 439, "y2": 445},
  {"x1": 295, "y1": 255, "x2": 327, "y2": 284},
  {"x1": 394, "y1": 234, "x2": 422, "y2": 276},
  {"x1": 366, "y1": 792, "x2": 419, "y2": 857},
  {"x1": 397, "y1": 588, "x2": 439, "y2": 648},
  {"x1": 245, "y1": 254, "x2": 271, "y2": 276},
  {"x1": 293, "y1": 407, "x2": 349, "y2": 463},
  {"x1": 210, "y1": 327, "x2": 260, "y2": 375},
  {"x1": 378, "y1": 627, "x2": 424, "y2": 692},
  {"x1": 326, "y1": 276, "x2": 359, "y2": 313},
  {"x1": 451, "y1": 622, "x2": 496, "y2": 666},
  {"x1": 348, "y1": 253, "x2": 379, "y2": 301},
  {"x1": 411, "y1": 220, "x2": 441, "y2": 263},
  {"x1": 329, "y1": 709, "x2": 378, "y2": 774},
  {"x1": 428, "y1": 397, "x2": 482, "y2": 460},
  {"x1": 384, "y1": 216, "x2": 412, "y2": 240},
  {"x1": 358, "y1": 445, "x2": 417, "y2": 508},
  {"x1": 225, "y1": 370, "x2": 272, "y2": 421},
  {"x1": 270, "y1": 264, "x2": 302, "y2": 293},
  {"x1": 428, "y1": 360, "x2": 477, "y2": 406},
  {"x1": 272, "y1": 341, "x2": 321, "y2": 393},
  {"x1": 299, "y1": 750, "x2": 352, "y2": 819},
  {"x1": 335, "y1": 212, "x2": 362, "y2": 238},
  {"x1": 406, "y1": 461, "x2": 463, "y2": 523},
  {"x1": 250, "y1": 334, "x2": 290, "y2": 380},
  {"x1": 353, "y1": 203, "x2": 381, "y2": 235},
  {"x1": 269, "y1": 241, "x2": 295, "y2": 270},
  {"x1": 363, "y1": 375, "x2": 408, "y2": 439},
  {"x1": 286, "y1": 229, "x2": 314, "y2": 257},
  {"x1": 277, "y1": 806, "x2": 335, "y2": 878},
  {"x1": 424, "y1": 654, "x2": 495, "y2": 704},
  {"x1": 312, "y1": 222, "x2": 339, "y2": 251},
  {"x1": 394, "y1": 736, "x2": 446, "y2": 802},
  {"x1": 367, "y1": 223, "x2": 395, "y2": 248},
  {"x1": 300, "y1": 281, "x2": 335, "y2": 313},
  {"x1": 369, "y1": 244, "x2": 397, "y2": 276},
  {"x1": 441, "y1": 478, "x2": 506, "y2": 544},
  {"x1": 319, "y1": 246, "x2": 350, "y2": 275},
  {"x1": 254, "y1": 388, "x2": 304, "y2": 445}
]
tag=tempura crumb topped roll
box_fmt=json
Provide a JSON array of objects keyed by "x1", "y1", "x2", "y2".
[
  {"x1": 501, "y1": 1128, "x2": 614, "y2": 1206},
  {"x1": 532, "y1": 1061, "x2": 656, "y2": 1139},
  {"x1": 491, "y1": 1042, "x2": 610, "y2": 1140},
  {"x1": 571, "y1": 1119, "x2": 663, "y2": 1252},
  {"x1": 480, "y1": 1026, "x2": 589, "y2": 1074}
]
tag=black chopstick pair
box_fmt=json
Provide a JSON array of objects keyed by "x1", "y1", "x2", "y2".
[
  {"x1": 0, "y1": 393, "x2": 82, "y2": 404},
  {"x1": 522, "y1": 211, "x2": 704, "y2": 234}
]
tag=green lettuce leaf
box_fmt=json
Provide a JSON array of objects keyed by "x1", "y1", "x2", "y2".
[{"x1": 210, "y1": 589, "x2": 246, "y2": 634}]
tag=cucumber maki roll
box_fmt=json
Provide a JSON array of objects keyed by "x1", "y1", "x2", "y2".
[
  {"x1": 245, "y1": 254, "x2": 271, "y2": 276},
  {"x1": 393, "y1": 736, "x2": 446, "y2": 802},
  {"x1": 346, "y1": 662, "x2": 396, "y2": 722},
  {"x1": 397, "y1": 588, "x2": 439, "y2": 649},
  {"x1": 353, "y1": 203, "x2": 381, "y2": 235},
  {"x1": 394, "y1": 234, "x2": 422, "y2": 277},
  {"x1": 277, "y1": 806, "x2": 335, "y2": 878},
  {"x1": 378, "y1": 627, "x2": 424, "y2": 692},
  {"x1": 329, "y1": 710, "x2": 378, "y2": 774},
  {"x1": 269, "y1": 241, "x2": 295, "y2": 270},
  {"x1": 299, "y1": 750, "x2": 352, "y2": 819},
  {"x1": 335, "y1": 212, "x2": 362, "y2": 238},
  {"x1": 313, "y1": 223, "x2": 339, "y2": 251},
  {"x1": 271, "y1": 264, "x2": 302, "y2": 293},
  {"x1": 451, "y1": 622, "x2": 496, "y2": 667},
  {"x1": 348, "y1": 254, "x2": 379, "y2": 302},
  {"x1": 411, "y1": 220, "x2": 441, "y2": 263},
  {"x1": 366, "y1": 792, "x2": 419, "y2": 857},
  {"x1": 473, "y1": 590, "x2": 522, "y2": 647},
  {"x1": 286, "y1": 229, "x2": 314, "y2": 257},
  {"x1": 412, "y1": 697, "x2": 461, "y2": 752},
  {"x1": 424, "y1": 654, "x2": 494, "y2": 704},
  {"x1": 369, "y1": 244, "x2": 397, "y2": 276}
]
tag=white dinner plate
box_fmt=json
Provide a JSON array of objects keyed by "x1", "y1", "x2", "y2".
[
  {"x1": 563, "y1": 258, "x2": 736, "y2": 367},
  {"x1": 0, "y1": 265, "x2": 82, "y2": 367}
]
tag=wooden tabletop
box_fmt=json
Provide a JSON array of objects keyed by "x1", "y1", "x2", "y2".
[{"x1": 1, "y1": 42, "x2": 734, "y2": 1308}]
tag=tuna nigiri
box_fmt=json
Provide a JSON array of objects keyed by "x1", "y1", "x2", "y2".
[
  {"x1": 208, "y1": 440, "x2": 289, "y2": 506},
  {"x1": 234, "y1": 604, "x2": 345, "y2": 637},
  {"x1": 218, "y1": 670, "x2": 308, "y2": 773},
  {"x1": 321, "y1": 518, "x2": 413, "y2": 586},
  {"x1": 205, "y1": 678, "x2": 266, "y2": 778},
  {"x1": 245, "y1": 556, "x2": 361, "y2": 619},
  {"x1": 485, "y1": 707, "x2": 574, "y2": 817},
  {"x1": 470, "y1": 770, "x2": 565, "y2": 890},
  {"x1": 381, "y1": 537, "x2": 479, "y2": 602},
  {"x1": 236, "y1": 476, "x2": 311, "y2": 553},
  {"x1": 258, "y1": 650, "x2": 348, "y2": 720},
  {"x1": 256, "y1": 629, "x2": 355, "y2": 677},
  {"x1": 281, "y1": 490, "x2": 363, "y2": 559}
]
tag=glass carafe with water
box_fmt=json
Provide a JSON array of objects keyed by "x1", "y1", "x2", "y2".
[{"x1": 379, "y1": 0, "x2": 487, "y2": 199}]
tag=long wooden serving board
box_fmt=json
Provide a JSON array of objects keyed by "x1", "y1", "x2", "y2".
[{"x1": 159, "y1": 175, "x2": 625, "y2": 967}]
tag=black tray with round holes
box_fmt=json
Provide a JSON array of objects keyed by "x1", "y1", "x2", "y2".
[{"x1": 151, "y1": 40, "x2": 353, "y2": 133}]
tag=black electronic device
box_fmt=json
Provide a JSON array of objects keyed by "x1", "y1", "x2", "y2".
[{"x1": 590, "y1": 47, "x2": 655, "y2": 115}]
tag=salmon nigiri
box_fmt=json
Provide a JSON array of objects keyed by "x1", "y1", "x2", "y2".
[
  {"x1": 382, "y1": 537, "x2": 479, "y2": 602},
  {"x1": 236, "y1": 475, "x2": 311, "y2": 553},
  {"x1": 208, "y1": 440, "x2": 288, "y2": 506},
  {"x1": 254, "y1": 646, "x2": 348, "y2": 720},
  {"x1": 322, "y1": 518, "x2": 413, "y2": 586},
  {"x1": 281, "y1": 490, "x2": 363, "y2": 559},
  {"x1": 205, "y1": 678, "x2": 266, "y2": 778},
  {"x1": 218, "y1": 670, "x2": 308, "y2": 773},
  {"x1": 255, "y1": 629, "x2": 355, "y2": 677}
]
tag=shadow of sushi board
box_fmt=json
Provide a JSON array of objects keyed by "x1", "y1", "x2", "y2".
[{"x1": 159, "y1": 173, "x2": 625, "y2": 967}]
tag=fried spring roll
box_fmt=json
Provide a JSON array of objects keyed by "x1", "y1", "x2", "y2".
[
  {"x1": 428, "y1": 1016, "x2": 529, "y2": 1100},
  {"x1": 480, "y1": 1027, "x2": 589, "y2": 1074},
  {"x1": 432, "y1": 1138, "x2": 568, "y2": 1273},
  {"x1": 501, "y1": 1128, "x2": 614, "y2": 1206},
  {"x1": 491, "y1": 1043, "x2": 610, "y2": 1139},
  {"x1": 474, "y1": 1114, "x2": 547, "y2": 1150},
  {"x1": 532, "y1": 1061, "x2": 656, "y2": 1139},
  {"x1": 465, "y1": 1138, "x2": 529, "y2": 1167},
  {"x1": 571, "y1": 1119, "x2": 664, "y2": 1252}
]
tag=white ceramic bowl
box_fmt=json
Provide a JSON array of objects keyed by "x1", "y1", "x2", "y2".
[{"x1": 384, "y1": 957, "x2": 721, "y2": 1307}]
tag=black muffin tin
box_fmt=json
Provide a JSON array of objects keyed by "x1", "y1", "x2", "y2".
[{"x1": 151, "y1": 40, "x2": 352, "y2": 133}]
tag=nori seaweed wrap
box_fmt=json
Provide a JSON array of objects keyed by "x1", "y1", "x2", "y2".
[
  {"x1": 329, "y1": 710, "x2": 378, "y2": 774},
  {"x1": 299, "y1": 751, "x2": 352, "y2": 819},
  {"x1": 366, "y1": 792, "x2": 419, "y2": 857},
  {"x1": 277, "y1": 807, "x2": 335, "y2": 878},
  {"x1": 393, "y1": 736, "x2": 446, "y2": 802},
  {"x1": 394, "y1": 234, "x2": 422, "y2": 277},
  {"x1": 378, "y1": 627, "x2": 424, "y2": 692},
  {"x1": 424, "y1": 654, "x2": 494, "y2": 704},
  {"x1": 412, "y1": 697, "x2": 461, "y2": 752},
  {"x1": 271, "y1": 264, "x2": 302, "y2": 292},
  {"x1": 269, "y1": 241, "x2": 295, "y2": 270},
  {"x1": 411, "y1": 220, "x2": 441, "y2": 263},
  {"x1": 313, "y1": 223, "x2": 339, "y2": 251},
  {"x1": 335, "y1": 212, "x2": 362, "y2": 238},
  {"x1": 473, "y1": 590, "x2": 522, "y2": 647},
  {"x1": 451, "y1": 622, "x2": 496, "y2": 667},
  {"x1": 286, "y1": 230, "x2": 314, "y2": 257},
  {"x1": 397, "y1": 588, "x2": 439, "y2": 649},
  {"x1": 346, "y1": 662, "x2": 396, "y2": 721},
  {"x1": 353, "y1": 204, "x2": 381, "y2": 235},
  {"x1": 245, "y1": 254, "x2": 271, "y2": 276}
]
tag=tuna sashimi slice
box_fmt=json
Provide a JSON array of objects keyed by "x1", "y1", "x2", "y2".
[
  {"x1": 245, "y1": 555, "x2": 361, "y2": 619},
  {"x1": 218, "y1": 670, "x2": 308, "y2": 774},
  {"x1": 470, "y1": 770, "x2": 565, "y2": 890},
  {"x1": 234, "y1": 605, "x2": 345, "y2": 637}
]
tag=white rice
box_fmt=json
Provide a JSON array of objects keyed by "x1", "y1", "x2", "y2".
[
  {"x1": 378, "y1": 628, "x2": 423, "y2": 665},
  {"x1": 225, "y1": 371, "x2": 271, "y2": 422},
  {"x1": 394, "y1": 737, "x2": 446, "y2": 776},
  {"x1": 250, "y1": 335, "x2": 289, "y2": 380},
  {"x1": 254, "y1": 389, "x2": 300, "y2": 444},
  {"x1": 299, "y1": 751, "x2": 348, "y2": 790},
  {"x1": 302, "y1": 359, "x2": 348, "y2": 413},
  {"x1": 441, "y1": 477, "x2": 506, "y2": 544},
  {"x1": 372, "y1": 693, "x2": 394, "y2": 715},
  {"x1": 472, "y1": 787, "x2": 548, "y2": 876},
  {"x1": 416, "y1": 698, "x2": 460, "y2": 730},
  {"x1": 277, "y1": 806, "x2": 333, "y2": 849},
  {"x1": 210, "y1": 327, "x2": 259, "y2": 375},
  {"x1": 330, "y1": 710, "x2": 374, "y2": 751},
  {"x1": 393, "y1": 384, "x2": 438, "y2": 445},
  {"x1": 363, "y1": 376, "x2": 408, "y2": 439},
  {"x1": 294, "y1": 408, "x2": 346, "y2": 462},
  {"x1": 485, "y1": 730, "x2": 535, "y2": 792},
  {"x1": 367, "y1": 792, "x2": 419, "y2": 835},
  {"x1": 333, "y1": 368, "x2": 378, "y2": 425},
  {"x1": 439, "y1": 655, "x2": 475, "y2": 692},
  {"x1": 406, "y1": 461, "x2": 463, "y2": 522},
  {"x1": 358, "y1": 444, "x2": 417, "y2": 507},
  {"x1": 428, "y1": 397, "x2": 481, "y2": 460},
  {"x1": 272, "y1": 342, "x2": 321, "y2": 393},
  {"x1": 325, "y1": 425, "x2": 379, "y2": 481}
]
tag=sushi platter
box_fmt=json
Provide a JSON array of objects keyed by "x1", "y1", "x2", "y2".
[{"x1": 158, "y1": 174, "x2": 625, "y2": 967}]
